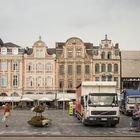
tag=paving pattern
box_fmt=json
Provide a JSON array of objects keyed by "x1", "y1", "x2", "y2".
[{"x1": 0, "y1": 109, "x2": 140, "y2": 136}]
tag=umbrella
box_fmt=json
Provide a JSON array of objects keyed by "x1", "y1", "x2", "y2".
[
  {"x1": 38, "y1": 97, "x2": 52, "y2": 101},
  {"x1": 20, "y1": 97, "x2": 33, "y2": 102},
  {"x1": 58, "y1": 97, "x2": 70, "y2": 101},
  {"x1": 2, "y1": 97, "x2": 13, "y2": 102}
]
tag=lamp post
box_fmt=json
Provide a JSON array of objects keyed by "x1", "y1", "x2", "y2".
[
  {"x1": 37, "y1": 83, "x2": 40, "y2": 105},
  {"x1": 63, "y1": 88, "x2": 65, "y2": 111}
]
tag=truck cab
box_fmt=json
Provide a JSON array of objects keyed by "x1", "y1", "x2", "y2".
[
  {"x1": 80, "y1": 93, "x2": 119, "y2": 126},
  {"x1": 120, "y1": 89, "x2": 140, "y2": 115}
]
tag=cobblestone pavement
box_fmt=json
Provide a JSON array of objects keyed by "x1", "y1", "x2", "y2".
[{"x1": 0, "y1": 109, "x2": 140, "y2": 137}]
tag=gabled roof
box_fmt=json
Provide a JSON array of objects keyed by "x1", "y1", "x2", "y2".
[{"x1": 4, "y1": 42, "x2": 21, "y2": 48}]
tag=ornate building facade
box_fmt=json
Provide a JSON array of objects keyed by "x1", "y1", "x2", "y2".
[
  {"x1": 23, "y1": 37, "x2": 56, "y2": 100},
  {"x1": 92, "y1": 35, "x2": 121, "y2": 93},
  {"x1": 0, "y1": 35, "x2": 122, "y2": 103},
  {"x1": 0, "y1": 39, "x2": 24, "y2": 97},
  {"x1": 55, "y1": 37, "x2": 93, "y2": 95}
]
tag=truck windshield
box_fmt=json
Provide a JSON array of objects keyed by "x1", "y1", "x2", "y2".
[
  {"x1": 88, "y1": 94, "x2": 118, "y2": 107},
  {"x1": 128, "y1": 97, "x2": 140, "y2": 104}
]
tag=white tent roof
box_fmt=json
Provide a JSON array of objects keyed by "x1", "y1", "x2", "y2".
[
  {"x1": 58, "y1": 97, "x2": 70, "y2": 101},
  {"x1": 38, "y1": 97, "x2": 52, "y2": 101},
  {"x1": 20, "y1": 97, "x2": 33, "y2": 102},
  {"x1": 0, "y1": 97, "x2": 20, "y2": 102}
]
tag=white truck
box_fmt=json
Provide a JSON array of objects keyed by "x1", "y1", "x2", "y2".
[{"x1": 76, "y1": 81, "x2": 120, "y2": 126}]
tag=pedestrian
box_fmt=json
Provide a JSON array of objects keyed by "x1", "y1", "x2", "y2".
[
  {"x1": 135, "y1": 103, "x2": 140, "y2": 132},
  {"x1": 129, "y1": 103, "x2": 139, "y2": 131},
  {"x1": 2, "y1": 102, "x2": 11, "y2": 127}
]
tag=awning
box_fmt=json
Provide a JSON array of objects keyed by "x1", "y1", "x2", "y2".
[
  {"x1": 38, "y1": 97, "x2": 52, "y2": 101},
  {"x1": 0, "y1": 97, "x2": 20, "y2": 102},
  {"x1": 58, "y1": 97, "x2": 70, "y2": 101},
  {"x1": 20, "y1": 97, "x2": 33, "y2": 102}
]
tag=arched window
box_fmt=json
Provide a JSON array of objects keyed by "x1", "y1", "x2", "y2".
[
  {"x1": 107, "y1": 52, "x2": 112, "y2": 59},
  {"x1": 114, "y1": 64, "x2": 118, "y2": 73},
  {"x1": 101, "y1": 64, "x2": 106, "y2": 72},
  {"x1": 108, "y1": 64, "x2": 112, "y2": 72},
  {"x1": 95, "y1": 64, "x2": 100, "y2": 73},
  {"x1": 101, "y1": 52, "x2": 105, "y2": 59}
]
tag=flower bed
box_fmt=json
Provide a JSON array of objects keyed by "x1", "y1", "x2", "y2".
[
  {"x1": 27, "y1": 103, "x2": 52, "y2": 127},
  {"x1": 28, "y1": 116, "x2": 52, "y2": 127}
]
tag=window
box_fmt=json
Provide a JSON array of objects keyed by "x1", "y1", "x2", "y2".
[
  {"x1": 28, "y1": 63, "x2": 32, "y2": 71},
  {"x1": 77, "y1": 65, "x2": 81, "y2": 75},
  {"x1": 68, "y1": 80, "x2": 73, "y2": 88},
  {"x1": 36, "y1": 49, "x2": 45, "y2": 58},
  {"x1": 1, "y1": 60, "x2": 7, "y2": 71},
  {"x1": 76, "y1": 50, "x2": 81, "y2": 57},
  {"x1": 95, "y1": 64, "x2": 100, "y2": 73},
  {"x1": 108, "y1": 64, "x2": 112, "y2": 72},
  {"x1": 101, "y1": 64, "x2": 106, "y2": 72},
  {"x1": 107, "y1": 75, "x2": 112, "y2": 81},
  {"x1": 59, "y1": 65, "x2": 64, "y2": 75},
  {"x1": 37, "y1": 77, "x2": 42, "y2": 87},
  {"x1": 13, "y1": 60, "x2": 18, "y2": 71},
  {"x1": 1, "y1": 74, "x2": 7, "y2": 86},
  {"x1": 37, "y1": 63, "x2": 43, "y2": 72},
  {"x1": 76, "y1": 79, "x2": 81, "y2": 86},
  {"x1": 59, "y1": 80, "x2": 64, "y2": 89},
  {"x1": 85, "y1": 65, "x2": 90, "y2": 74},
  {"x1": 101, "y1": 52, "x2": 105, "y2": 59},
  {"x1": 28, "y1": 76, "x2": 33, "y2": 87},
  {"x1": 67, "y1": 50, "x2": 73, "y2": 57},
  {"x1": 115, "y1": 50, "x2": 119, "y2": 56},
  {"x1": 102, "y1": 75, "x2": 106, "y2": 81},
  {"x1": 107, "y1": 52, "x2": 112, "y2": 59},
  {"x1": 47, "y1": 76, "x2": 53, "y2": 87},
  {"x1": 95, "y1": 77, "x2": 100, "y2": 81},
  {"x1": 47, "y1": 63, "x2": 53, "y2": 72},
  {"x1": 114, "y1": 77, "x2": 118, "y2": 86},
  {"x1": 114, "y1": 64, "x2": 118, "y2": 73},
  {"x1": 68, "y1": 65, "x2": 72, "y2": 75},
  {"x1": 13, "y1": 75, "x2": 18, "y2": 87}
]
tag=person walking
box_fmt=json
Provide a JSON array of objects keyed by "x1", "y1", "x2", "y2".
[
  {"x1": 129, "y1": 104, "x2": 139, "y2": 131},
  {"x1": 2, "y1": 102, "x2": 11, "y2": 127},
  {"x1": 135, "y1": 103, "x2": 140, "y2": 132}
]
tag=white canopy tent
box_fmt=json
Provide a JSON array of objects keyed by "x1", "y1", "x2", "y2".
[
  {"x1": 38, "y1": 97, "x2": 52, "y2": 101},
  {"x1": 0, "y1": 97, "x2": 20, "y2": 102},
  {"x1": 20, "y1": 97, "x2": 33, "y2": 102},
  {"x1": 58, "y1": 97, "x2": 71, "y2": 101}
]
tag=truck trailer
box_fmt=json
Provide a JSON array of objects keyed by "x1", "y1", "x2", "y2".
[
  {"x1": 76, "y1": 81, "x2": 120, "y2": 126},
  {"x1": 120, "y1": 89, "x2": 140, "y2": 115}
]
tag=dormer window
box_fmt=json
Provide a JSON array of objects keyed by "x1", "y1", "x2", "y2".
[
  {"x1": 67, "y1": 49, "x2": 73, "y2": 57},
  {"x1": 76, "y1": 50, "x2": 81, "y2": 57},
  {"x1": 36, "y1": 49, "x2": 45, "y2": 58}
]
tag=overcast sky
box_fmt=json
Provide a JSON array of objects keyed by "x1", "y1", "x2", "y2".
[{"x1": 0, "y1": 0, "x2": 140, "y2": 50}]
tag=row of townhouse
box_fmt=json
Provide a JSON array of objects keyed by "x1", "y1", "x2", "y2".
[{"x1": 0, "y1": 35, "x2": 139, "y2": 103}]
